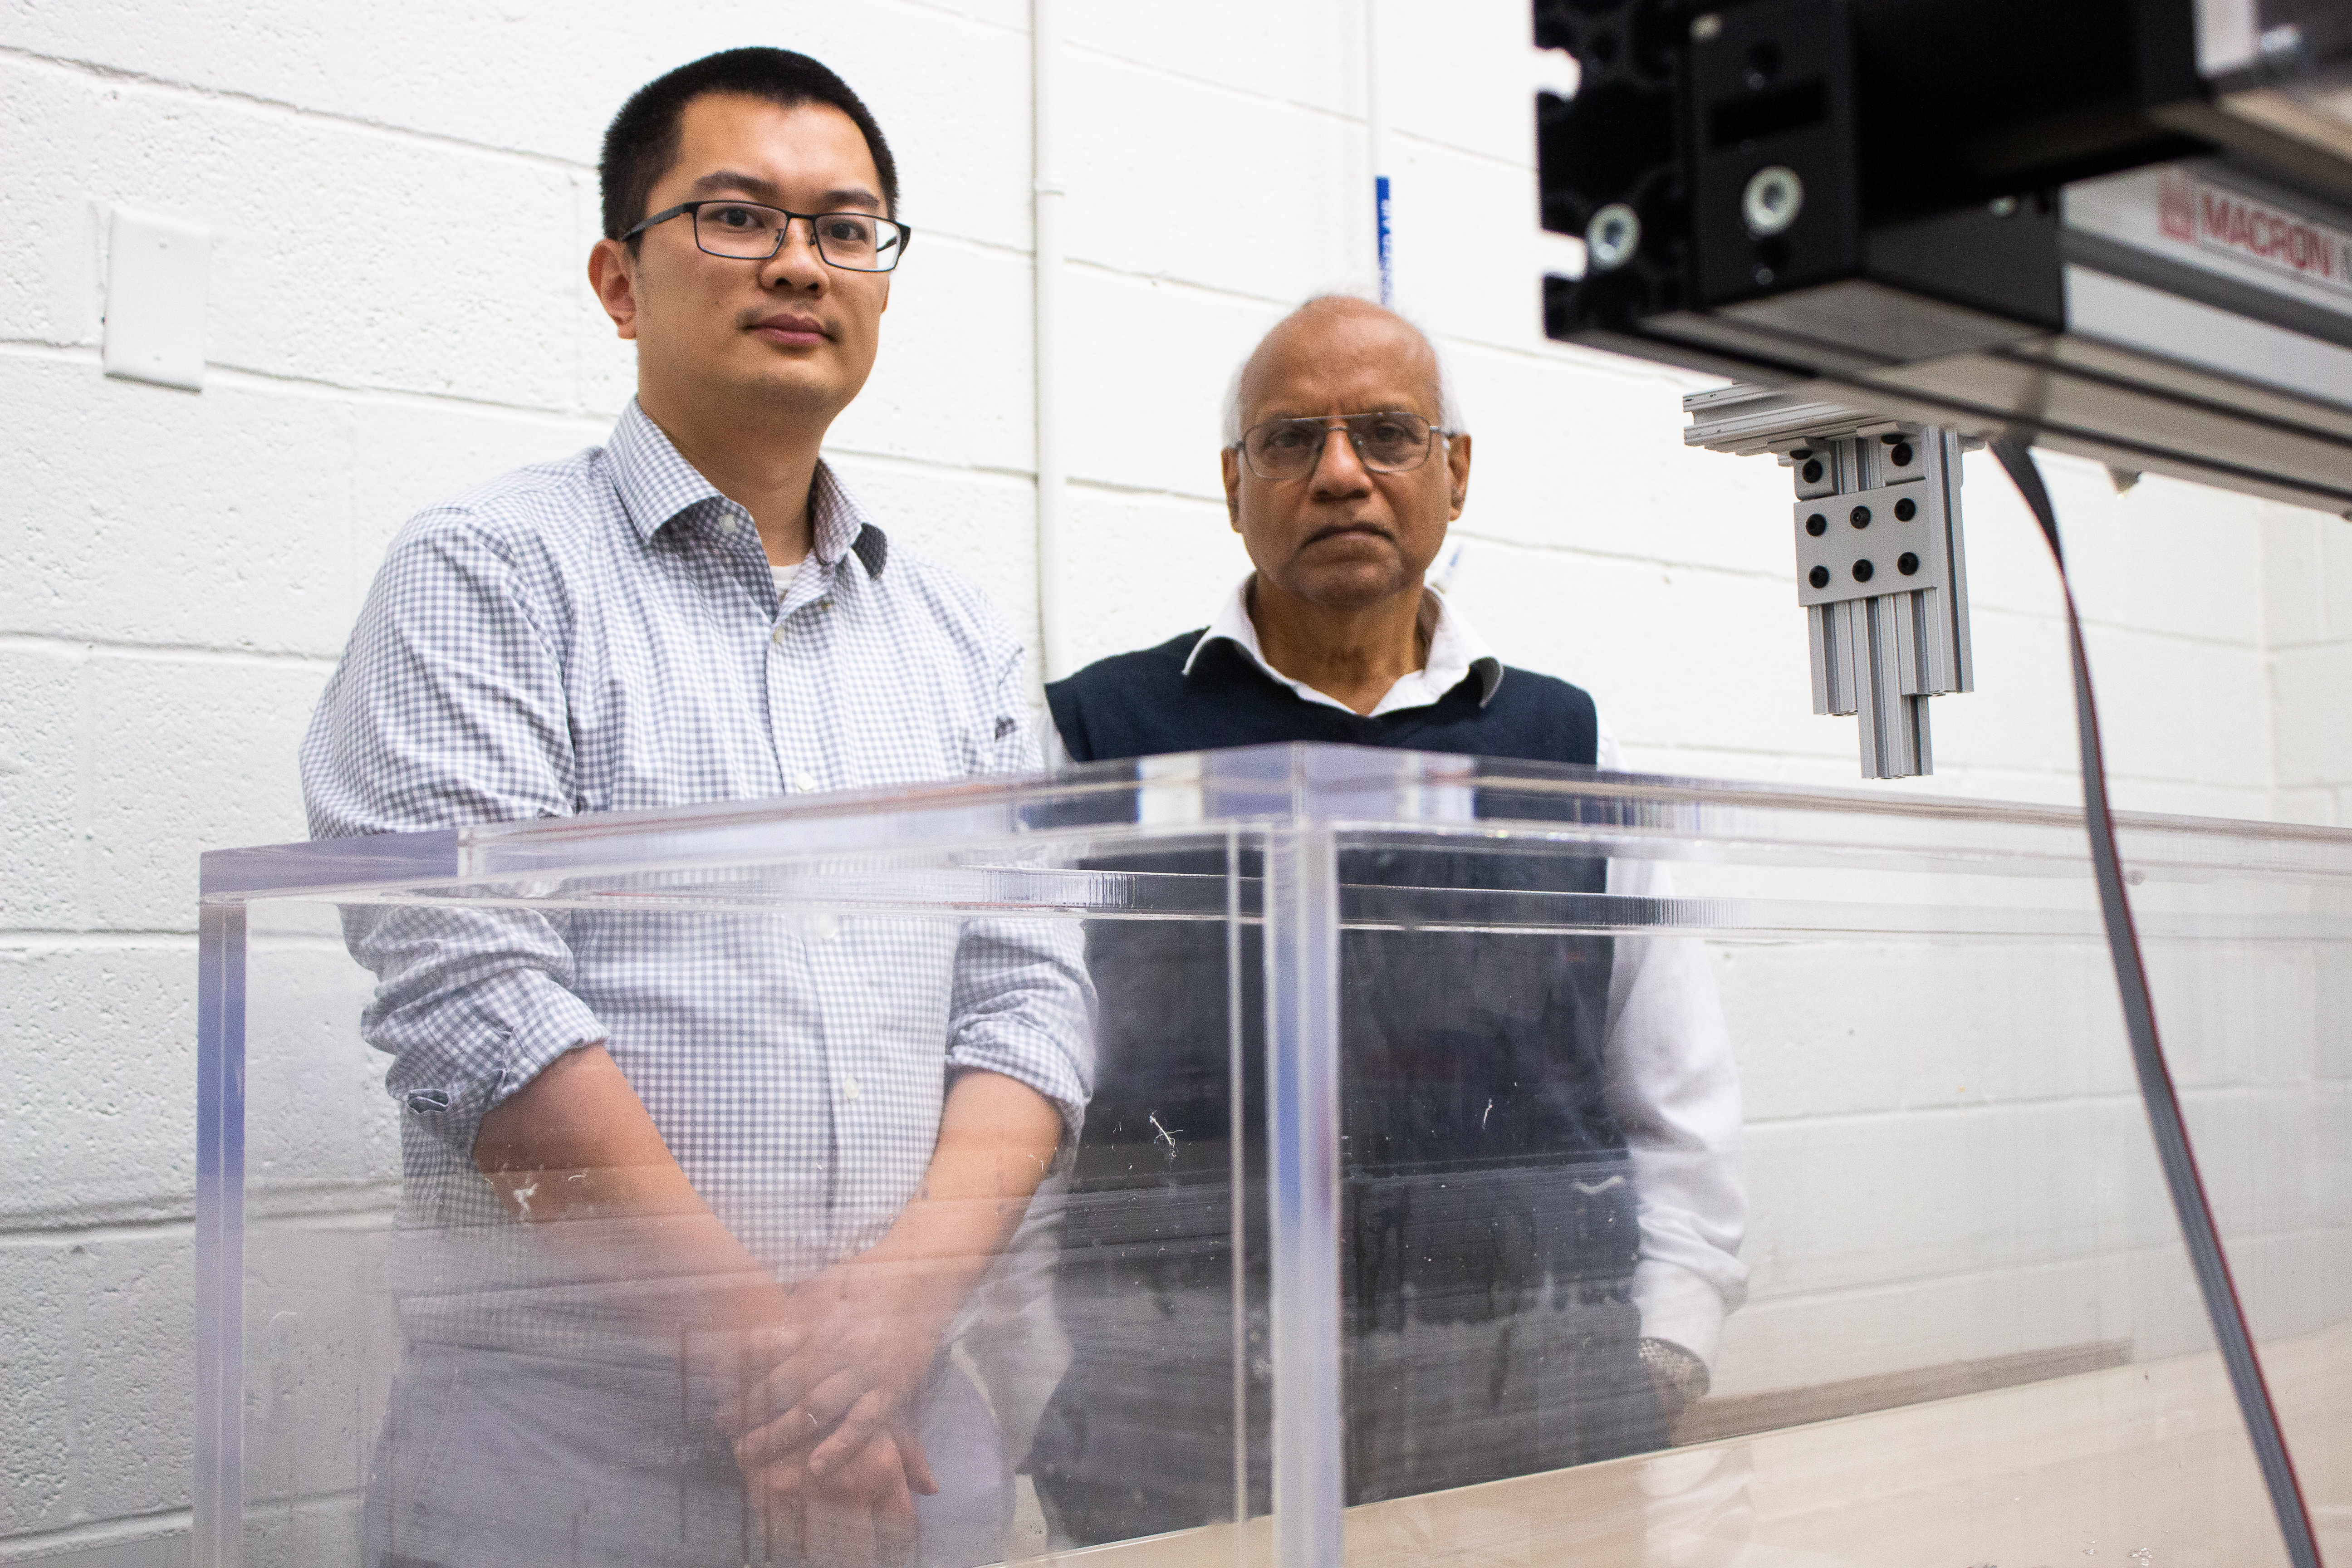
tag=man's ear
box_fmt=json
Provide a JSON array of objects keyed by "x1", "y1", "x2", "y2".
[
  {"x1": 588, "y1": 238, "x2": 641, "y2": 342},
  {"x1": 1221, "y1": 446, "x2": 1244, "y2": 531},
  {"x1": 1446, "y1": 432, "x2": 1473, "y2": 520}
]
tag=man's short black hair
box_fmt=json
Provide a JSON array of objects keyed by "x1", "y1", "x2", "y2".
[{"x1": 599, "y1": 48, "x2": 900, "y2": 243}]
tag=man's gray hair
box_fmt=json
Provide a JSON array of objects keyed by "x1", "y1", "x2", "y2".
[{"x1": 1220, "y1": 294, "x2": 1469, "y2": 446}]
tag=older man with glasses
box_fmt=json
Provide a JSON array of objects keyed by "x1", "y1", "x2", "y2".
[{"x1": 1026, "y1": 295, "x2": 1746, "y2": 1544}]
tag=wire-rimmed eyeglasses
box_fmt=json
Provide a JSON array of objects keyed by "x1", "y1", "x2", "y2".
[
  {"x1": 1232, "y1": 411, "x2": 1455, "y2": 481},
  {"x1": 624, "y1": 201, "x2": 912, "y2": 273}
]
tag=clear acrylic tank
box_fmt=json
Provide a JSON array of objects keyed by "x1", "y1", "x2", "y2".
[{"x1": 195, "y1": 744, "x2": 2350, "y2": 1567}]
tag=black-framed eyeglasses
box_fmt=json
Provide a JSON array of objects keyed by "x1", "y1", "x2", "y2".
[
  {"x1": 1233, "y1": 411, "x2": 1454, "y2": 481},
  {"x1": 624, "y1": 200, "x2": 912, "y2": 273}
]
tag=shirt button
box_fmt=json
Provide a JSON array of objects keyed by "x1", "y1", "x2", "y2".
[
  {"x1": 842, "y1": 1077, "x2": 862, "y2": 1101},
  {"x1": 771, "y1": 625, "x2": 784, "y2": 645},
  {"x1": 817, "y1": 598, "x2": 832, "y2": 613},
  {"x1": 793, "y1": 771, "x2": 818, "y2": 793}
]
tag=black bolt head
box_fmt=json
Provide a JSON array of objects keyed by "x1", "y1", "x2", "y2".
[
  {"x1": 1805, "y1": 513, "x2": 1828, "y2": 536},
  {"x1": 1850, "y1": 505, "x2": 1871, "y2": 528},
  {"x1": 1898, "y1": 552, "x2": 1921, "y2": 575},
  {"x1": 1852, "y1": 559, "x2": 1875, "y2": 582},
  {"x1": 1808, "y1": 565, "x2": 1830, "y2": 589},
  {"x1": 1890, "y1": 442, "x2": 1914, "y2": 466},
  {"x1": 1801, "y1": 459, "x2": 1823, "y2": 484},
  {"x1": 1893, "y1": 496, "x2": 1917, "y2": 521}
]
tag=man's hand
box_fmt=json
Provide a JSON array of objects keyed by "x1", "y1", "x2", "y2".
[
  {"x1": 477, "y1": 1054, "x2": 1061, "y2": 1560},
  {"x1": 739, "y1": 1425, "x2": 934, "y2": 1568},
  {"x1": 716, "y1": 1069, "x2": 1066, "y2": 1480},
  {"x1": 716, "y1": 1251, "x2": 951, "y2": 1480},
  {"x1": 1638, "y1": 1336, "x2": 1709, "y2": 1433}
]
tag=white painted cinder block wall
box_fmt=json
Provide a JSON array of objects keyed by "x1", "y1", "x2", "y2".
[{"x1": 4, "y1": 1, "x2": 2347, "y2": 1561}]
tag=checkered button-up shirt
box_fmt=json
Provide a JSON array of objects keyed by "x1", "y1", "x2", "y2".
[{"x1": 301, "y1": 399, "x2": 1093, "y2": 1317}]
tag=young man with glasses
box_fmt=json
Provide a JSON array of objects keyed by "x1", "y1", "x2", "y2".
[
  {"x1": 304, "y1": 48, "x2": 1090, "y2": 1568},
  {"x1": 1028, "y1": 295, "x2": 1745, "y2": 1543}
]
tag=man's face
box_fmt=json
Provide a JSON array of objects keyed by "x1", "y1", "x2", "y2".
[
  {"x1": 593, "y1": 93, "x2": 891, "y2": 423},
  {"x1": 1221, "y1": 306, "x2": 1471, "y2": 611}
]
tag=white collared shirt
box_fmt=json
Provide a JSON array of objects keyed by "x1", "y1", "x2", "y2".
[
  {"x1": 1047, "y1": 574, "x2": 1748, "y2": 1368},
  {"x1": 1183, "y1": 577, "x2": 1504, "y2": 717}
]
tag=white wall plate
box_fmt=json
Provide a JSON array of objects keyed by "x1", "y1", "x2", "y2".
[{"x1": 103, "y1": 208, "x2": 211, "y2": 391}]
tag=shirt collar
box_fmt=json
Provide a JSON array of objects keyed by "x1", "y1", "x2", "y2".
[
  {"x1": 606, "y1": 397, "x2": 873, "y2": 571},
  {"x1": 1182, "y1": 575, "x2": 1505, "y2": 713}
]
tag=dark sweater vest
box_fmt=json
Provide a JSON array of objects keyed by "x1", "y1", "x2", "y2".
[
  {"x1": 1045, "y1": 628, "x2": 1624, "y2": 1176},
  {"x1": 1047, "y1": 630, "x2": 1601, "y2": 766},
  {"x1": 1028, "y1": 632, "x2": 1660, "y2": 1533}
]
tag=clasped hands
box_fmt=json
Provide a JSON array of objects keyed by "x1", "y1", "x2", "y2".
[
  {"x1": 475, "y1": 1054, "x2": 1063, "y2": 1568},
  {"x1": 712, "y1": 1250, "x2": 956, "y2": 1568}
]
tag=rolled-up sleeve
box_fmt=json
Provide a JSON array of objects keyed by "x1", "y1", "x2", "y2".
[
  {"x1": 301, "y1": 509, "x2": 603, "y2": 1159},
  {"x1": 944, "y1": 647, "x2": 1097, "y2": 1158},
  {"x1": 947, "y1": 916, "x2": 1096, "y2": 1156}
]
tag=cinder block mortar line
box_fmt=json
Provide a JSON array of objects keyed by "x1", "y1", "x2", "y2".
[
  {"x1": 0, "y1": 633, "x2": 338, "y2": 669},
  {"x1": 0, "y1": 333, "x2": 94, "y2": 354},
  {"x1": 824, "y1": 448, "x2": 1043, "y2": 487},
  {"x1": 1420, "y1": 322, "x2": 1732, "y2": 391},
  {"x1": 0, "y1": 1215, "x2": 198, "y2": 1246},
  {"x1": 0, "y1": 42, "x2": 589, "y2": 172},
  {"x1": 1054, "y1": 260, "x2": 1701, "y2": 398},
  {"x1": 1456, "y1": 535, "x2": 2267, "y2": 661},
  {"x1": 2061, "y1": 605, "x2": 2279, "y2": 655},
  {"x1": 0, "y1": 931, "x2": 200, "y2": 947},
  {"x1": 1620, "y1": 740, "x2": 2080, "y2": 779},
  {"x1": 0, "y1": 46, "x2": 1036, "y2": 265},
  {"x1": 1743, "y1": 1092, "x2": 2148, "y2": 1132},
  {"x1": 1651, "y1": 769, "x2": 2089, "y2": 799},
  {"x1": 1624, "y1": 737, "x2": 2243, "y2": 795},
  {"x1": 1060, "y1": 255, "x2": 1311, "y2": 314},
  {"x1": 1056, "y1": 255, "x2": 1701, "y2": 382},
  {"x1": 895, "y1": 0, "x2": 1026, "y2": 30},
  {"x1": 1906, "y1": 764, "x2": 2230, "y2": 797},
  {"x1": 0, "y1": 933, "x2": 352, "y2": 951},
  {"x1": 1469, "y1": 556, "x2": 2283, "y2": 655},
  {"x1": 0, "y1": 1508, "x2": 193, "y2": 1564},
  {"x1": 1, "y1": 0, "x2": 1029, "y2": 170},
  {"x1": 1061, "y1": 36, "x2": 1370, "y2": 128},
  {"x1": 186, "y1": 1489, "x2": 371, "y2": 1527},
  {"x1": 906, "y1": 228, "x2": 1037, "y2": 265},
  {"x1": 1987, "y1": 594, "x2": 2272, "y2": 656},
  {"x1": 2262, "y1": 627, "x2": 2352, "y2": 651},
  {"x1": 1450, "y1": 528, "x2": 1790, "y2": 585},
  {"x1": 0, "y1": 348, "x2": 1048, "y2": 488},
  {"x1": 1386, "y1": 122, "x2": 1539, "y2": 177},
  {"x1": 0, "y1": 341, "x2": 606, "y2": 424},
  {"x1": 1065, "y1": 474, "x2": 1224, "y2": 505},
  {"x1": 1058, "y1": 246, "x2": 1547, "y2": 367},
  {"x1": 0, "y1": 339, "x2": 101, "y2": 364},
  {"x1": 1052, "y1": 38, "x2": 1555, "y2": 182},
  {"x1": 1077, "y1": 24, "x2": 1551, "y2": 180},
  {"x1": 198, "y1": 356, "x2": 657, "y2": 423},
  {"x1": 1738, "y1": 1240, "x2": 2195, "y2": 1310},
  {"x1": 1997, "y1": 565, "x2": 2279, "y2": 651},
  {"x1": 3, "y1": 1199, "x2": 407, "y2": 1241}
]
